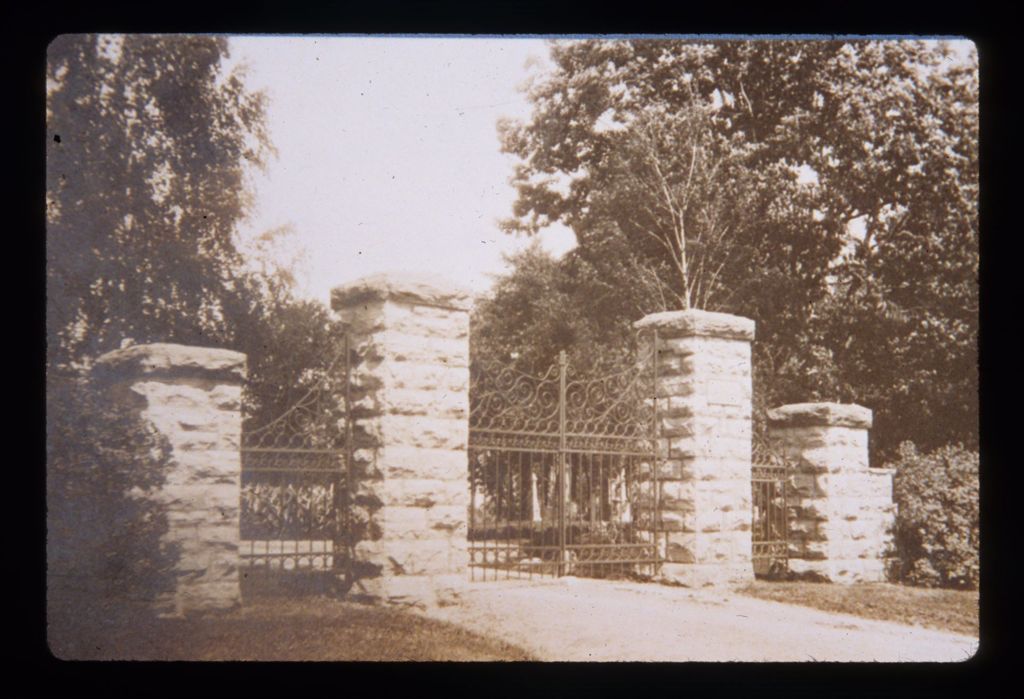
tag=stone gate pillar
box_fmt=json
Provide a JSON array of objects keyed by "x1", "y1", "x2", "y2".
[
  {"x1": 767, "y1": 403, "x2": 895, "y2": 583},
  {"x1": 633, "y1": 310, "x2": 755, "y2": 586},
  {"x1": 331, "y1": 272, "x2": 471, "y2": 606},
  {"x1": 91, "y1": 343, "x2": 246, "y2": 617}
]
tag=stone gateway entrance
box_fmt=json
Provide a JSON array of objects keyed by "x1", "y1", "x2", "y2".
[{"x1": 85, "y1": 273, "x2": 898, "y2": 614}]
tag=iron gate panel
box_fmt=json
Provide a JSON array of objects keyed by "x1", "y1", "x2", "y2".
[
  {"x1": 468, "y1": 336, "x2": 665, "y2": 581},
  {"x1": 751, "y1": 437, "x2": 789, "y2": 577},
  {"x1": 240, "y1": 335, "x2": 354, "y2": 593}
]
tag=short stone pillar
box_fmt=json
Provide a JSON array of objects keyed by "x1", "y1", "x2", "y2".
[
  {"x1": 767, "y1": 403, "x2": 895, "y2": 583},
  {"x1": 331, "y1": 272, "x2": 471, "y2": 606},
  {"x1": 633, "y1": 309, "x2": 755, "y2": 586},
  {"x1": 91, "y1": 343, "x2": 246, "y2": 616}
]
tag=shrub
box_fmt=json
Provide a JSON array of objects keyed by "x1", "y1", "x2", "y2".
[
  {"x1": 891, "y1": 442, "x2": 979, "y2": 590},
  {"x1": 47, "y1": 373, "x2": 177, "y2": 642}
]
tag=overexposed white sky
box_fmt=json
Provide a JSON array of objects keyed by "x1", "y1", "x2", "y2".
[{"x1": 227, "y1": 36, "x2": 577, "y2": 303}]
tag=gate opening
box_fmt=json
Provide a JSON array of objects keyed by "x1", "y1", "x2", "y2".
[
  {"x1": 751, "y1": 437, "x2": 789, "y2": 578},
  {"x1": 239, "y1": 334, "x2": 355, "y2": 597},
  {"x1": 468, "y1": 338, "x2": 665, "y2": 581}
]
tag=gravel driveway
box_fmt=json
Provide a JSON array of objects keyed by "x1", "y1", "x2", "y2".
[{"x1": 421, "y1": 577, "x2": 979, "y2": 662}]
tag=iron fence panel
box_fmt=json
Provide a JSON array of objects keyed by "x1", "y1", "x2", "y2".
[{"x1": 468, "y1": 333, "x2": 665, "y2": 581}]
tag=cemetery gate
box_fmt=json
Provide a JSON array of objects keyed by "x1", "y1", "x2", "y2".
[
  {"x1": 467, "y1": 336, "x2": 666, "y2": 581},
  {"x1": 239, "y1": 335, "x2": 355, "y2": 594},
  {"x1": 751, "y1": 436, "x2": 790, "y2": 577}
]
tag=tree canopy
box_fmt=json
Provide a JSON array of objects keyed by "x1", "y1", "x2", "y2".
[
  {"x1": 46, "y1": 34, "x2": 271, "y2": 371},
  {"x1": 483, "y1": 39, "x2": 978, "y2": 458}
]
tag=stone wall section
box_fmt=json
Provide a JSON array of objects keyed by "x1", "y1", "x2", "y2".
[
  {"x1": 331, "y1": 272, "x2": 470, "y2": 605},
  {"x1": 767, "y1": 402, "x2": 895, "y2": 583},
  {"x1": 633, "y1": 310, "x2": 755, "y2": 586},
  {"x1": 91, "y1": 343, "x2": 246, "y2": 616}
]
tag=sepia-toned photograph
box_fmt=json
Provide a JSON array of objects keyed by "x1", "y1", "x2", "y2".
[{"x1": 46, "y1": 34, "x2": 979, "y2": 661}]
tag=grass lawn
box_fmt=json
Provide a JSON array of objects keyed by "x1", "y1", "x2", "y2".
[
  {"x1": 737, "y1": 580, "x2": 979, "y2": 637},
  {"x1": 48, "y1": 596, "x2": 535, "y2": 661}
]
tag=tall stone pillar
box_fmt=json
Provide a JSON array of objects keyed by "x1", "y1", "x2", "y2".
[
  {"x1": 91, "y1": 343, "x2": 245, "y2": 616},
  {"x1": 331, "y1": 272, "x2": 471, "y2": 606},
  {"x1": 633, "y1": 310, "x2": 755, "y2": 586},
  {"x1": 767, "y1": 402, "x2": 895, "y2": 583}
]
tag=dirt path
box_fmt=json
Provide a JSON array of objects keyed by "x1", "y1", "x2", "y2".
[{"x1": 421, "y1": 577, "x2": 978, "y2": 662}]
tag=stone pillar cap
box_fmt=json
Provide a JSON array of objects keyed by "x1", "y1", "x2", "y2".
[
  {"x1": 331, "y1": 271, "x2": 472, "y2": 312},
  {"x1": 92, "y1": 343, "x2": 247, "y2": 383},
  {"x1": 767, "y1": 402, "x2": 873, "y2": 429},
  {"x1": 633, "y1": 308, "x2": 755, "y2": 341}
]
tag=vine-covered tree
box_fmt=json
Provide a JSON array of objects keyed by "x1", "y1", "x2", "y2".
[
  {"x1": 46, "y1": 34, "x2": 271, "y2": 371},
  {"x1": 488, "y1": 39, "x2": 978, "y2": 458}
]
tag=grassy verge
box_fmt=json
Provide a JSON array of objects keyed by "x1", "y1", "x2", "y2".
[
  {"x1": 737, "y1": 581, "x2": 978, "y2": 637},
  {"x1": 48, "y1": 596, "x2": 535, "y2": 661}
]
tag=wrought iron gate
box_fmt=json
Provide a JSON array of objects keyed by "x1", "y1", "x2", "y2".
[
  {"x1": 751, "y1": 437, "x2": 789, "y2": 577},
  {"x1": 468, "y1": 337, "x2": 664, "y2": 581},
  {"x1": 239, "y1": 335, "x2": 354, "y2": 594}
]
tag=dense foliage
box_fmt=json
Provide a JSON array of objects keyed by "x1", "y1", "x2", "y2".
[
  {"x1": 47, "y1": 376, "x2": 176, "y2": 631},
  {"x1": 46, "y1": 34, "x2": 272, "y2": 371},
  {"x1": 891, "y1": 443, "x2": 979, "y2": 590},
  {"x1": 484, "y1": 39, "x2": 978, "y2": 459}
]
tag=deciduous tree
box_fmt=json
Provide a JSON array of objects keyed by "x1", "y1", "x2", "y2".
[
  {"x1": 46, "y1": 34, "x2": 271, "y2": 371},
  {"x1": 490, "y1": 39, "x2": 978, "y2": 458}
]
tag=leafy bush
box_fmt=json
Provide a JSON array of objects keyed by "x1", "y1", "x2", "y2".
[
  {"x1": 47, "y1": 374, "x2": 177, "y2": 639},
  {"x1": 891, "y1": 442, "x2": 979, "y2": 590}
]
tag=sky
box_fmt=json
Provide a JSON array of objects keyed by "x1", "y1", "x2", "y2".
[{"x1": 227, "y1": 37, "x2": 577, "y2": 303}]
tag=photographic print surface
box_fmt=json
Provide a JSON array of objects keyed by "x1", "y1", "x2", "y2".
[{"x1": 46, "y1": 34, "x2": 978, "y2": 661}]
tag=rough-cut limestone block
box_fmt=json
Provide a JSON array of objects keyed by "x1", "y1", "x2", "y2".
[
  {"x1": 789, "y1": 498, "x2": 831, "y2": 522},
  {"x1": 377, "y1": 363, "x2": 469, "y2": 394},
  {"x1": 365, "y1": 332, "x2": 470, "y2": 368},
  {"x1": 694, "y1": 416, "x2": 753, "y2": 441},
  {"x1": 93, "y1": 343, "x2": 247, "y2": 384},
  {"x1": 634, "y1": 309, "x2": 756, "y2": 342},
  {"x1": 794, "y1": 447, "x2": 870, "y2": 474},
  {"x1": 815, "y1": 472, "x2": 893, "y2": 500},
  {"x1": 360, "y1": 414, "x2": 468, "y2": 451},
  {"x1": 331, "y1": 271, "x2": 472, "y2": 313},
  {"x1": 370, "y1": 445, "x2": 465, "y2": 481},
  {"x1": 683, "y1": 458, "x2": 752, "y2": 482},
  {"x1": 669, "y1": 435, "x2": 749, "y2": 461},
  {"x1": 347, "y1": 301, "x2": 471, "y2": 339},
  {"x1": 658, "y1": 375, "x2": 698, "y2": 399},
  {"x1": 664, "y1": 350, "x2": 752, "y2": 379},
  {"x1": 696, "y1": 436, "x2": 752, "y2": 462},
  {"x1": 767, "y1": 402, "x2": 873, "y2": 430},
  {"x1": 660, "y1": 416, "x2": 696, "y2": 438},
  {"x1": 659, "y1": 396, "x2": 700, "y2": 418},
  {"x1": 374, "y1": 506, "x2": 430, "y2": 539},
  {"x1": 424, "y1": 505, "x2": 468, "y2": 534},
  {"x1": 379, "y1": 479, "x2": 468, "y2": 509},
  {"x1": 354, "y1": 387, "x2": 469, "y2": 420},
  {"x1": 770, "y1": 425, "x2": 870, "y2": 452}
]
